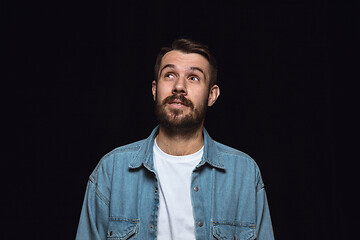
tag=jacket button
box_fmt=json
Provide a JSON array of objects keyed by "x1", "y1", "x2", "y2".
[
  {"x1": 109, "y1": 231, "x2": 113, "y2": 236},
  {"x1": 198, "y1": 221, "x2": 203, "y2": 227},
  {"x1": 155, "y1": 187, "x2": 158, "y2": 193},
  {"x1": 194, "y1": 186, "x2": 199, "y2": 192},
  {"x1": 150, "y1": 224, "x2": 154, "y2": 229}
]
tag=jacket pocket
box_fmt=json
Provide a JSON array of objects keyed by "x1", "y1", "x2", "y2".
[
  {"x1": 107, "y1": 218, "x2": 138, "y2": 240},
  {"x1": 212, "y1": 221, "x2": 255, "y2": 240}
]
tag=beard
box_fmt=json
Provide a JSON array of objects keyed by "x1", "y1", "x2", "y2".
[{"x1": 154, "y1": 93, "x2": 208, "y2": 137}]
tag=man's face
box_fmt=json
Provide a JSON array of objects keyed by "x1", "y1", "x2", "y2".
[{"x1": 152, "y1": 50, "x2": 219, "y2": 133}]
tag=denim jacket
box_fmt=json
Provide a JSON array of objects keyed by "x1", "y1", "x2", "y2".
[{"x1": 76, "y1": 126, "x2": 275, "y2": 240}]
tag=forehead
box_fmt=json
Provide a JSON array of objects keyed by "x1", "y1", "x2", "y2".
[{"x1": 161, "y1": 50, "x2": 210, "y2": 74}]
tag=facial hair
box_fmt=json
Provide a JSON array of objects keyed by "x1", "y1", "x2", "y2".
[{"x1": 154, "y1": 93, "x2": 208, "y2": 138}]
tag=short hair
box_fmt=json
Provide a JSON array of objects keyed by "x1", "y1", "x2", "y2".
[{"x1": 154, "y1": 38, "x2": 218, "y2": 87}]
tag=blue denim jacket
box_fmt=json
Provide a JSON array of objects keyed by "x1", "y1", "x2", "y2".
[{"x1": 76, "y1": 126, "x2": 274, "y2": 239}]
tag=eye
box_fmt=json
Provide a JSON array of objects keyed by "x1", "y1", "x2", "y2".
[
  {"x1": 165, "y1": 73, "x2": 175, "y2": 79},
  {"x1": 189, "y1": 76, "x2": 200, "y2": 81}
]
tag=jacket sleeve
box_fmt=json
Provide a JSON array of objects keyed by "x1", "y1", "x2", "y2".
[
  {"x1": 75, "y1": 176, "x2": 110, "y2": 239},
  {"x1": 255, "y1": 182, "x2": 275, "y2": 239}
]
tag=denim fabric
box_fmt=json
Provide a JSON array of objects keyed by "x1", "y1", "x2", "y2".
[{"x1": 76, "y1": 126, "x2": 274, "y2": 240}]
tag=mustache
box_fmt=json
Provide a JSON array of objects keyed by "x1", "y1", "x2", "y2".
[{"x1": 162, "y1": 94, "x2": 194, "y2": 108}]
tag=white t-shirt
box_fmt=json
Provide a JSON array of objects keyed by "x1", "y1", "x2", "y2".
[{"x1": 153, "y1": 140, "x2": 203, "y2": 240}]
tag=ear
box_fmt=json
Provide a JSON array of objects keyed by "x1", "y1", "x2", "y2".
[
  {"x1": 152, "y1": 80, "x2": 157, "y2": 101},
  {"x1": 208, "y1": 85, "x2": 220, "y2": 107}
]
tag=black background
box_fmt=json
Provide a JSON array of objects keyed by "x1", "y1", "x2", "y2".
[{"x1": 5, "y1": 0, "x2": 354, "y2": 239}]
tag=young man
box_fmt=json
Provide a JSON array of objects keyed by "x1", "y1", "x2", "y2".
[{"x1": 76, "y1": 39, "x2": 275, "y2": 239}]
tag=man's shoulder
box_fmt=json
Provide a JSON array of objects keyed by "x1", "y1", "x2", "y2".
[
  {"x1": 103, "y1": 139, "x2": 146, "y2": 158},
  {"x1": 89, "y1": 138, "x2": 147, "y2": 180},
  {"x1": 213, "y1": 140, "x2": 253, "y2": 160},
  {"x1": 211, "y1": 140, "x2": 261, "y2": 169},
  {"x1": 212, "y1": 140, "x2": 264, "y2": 185}
]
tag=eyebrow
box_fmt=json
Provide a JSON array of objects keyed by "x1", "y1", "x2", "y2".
[
  {"x1": 159, "y1": 64, "x2": 175, "y2": 77},
  {"x1": 159, "y1": 64, "x2": 206, "y2": 79},
  {"x1": 189, "y1": 66, "x2": 205, "y2": 76}
]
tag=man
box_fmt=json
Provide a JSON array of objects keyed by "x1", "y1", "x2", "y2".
[{"x1": 76, "y1": 38, "x2": 275, "y2": 239}]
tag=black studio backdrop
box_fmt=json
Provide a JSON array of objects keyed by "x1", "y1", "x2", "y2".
[{"x1": 5, "y1": 0, "x2": 351, "y2": 239}]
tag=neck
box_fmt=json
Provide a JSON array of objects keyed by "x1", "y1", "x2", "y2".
[{"x1": 156, "y1": 124, "x2": 204, "y2": 156}]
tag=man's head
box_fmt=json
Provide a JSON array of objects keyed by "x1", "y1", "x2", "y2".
[
  {"x1": 154, "y1": 38, "x2": 218, "y2": 88},
  {"x1": 152, "y1": 38, "x2": 220, "y2": 136}
]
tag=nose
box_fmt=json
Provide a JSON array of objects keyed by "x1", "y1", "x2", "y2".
[{"x1": 172, "y1": 76, "x2": 187, "y2": 95}]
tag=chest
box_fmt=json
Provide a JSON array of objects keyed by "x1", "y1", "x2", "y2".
[{"x1": 107, "y1": 166, "x2": 257, "y2": 239}]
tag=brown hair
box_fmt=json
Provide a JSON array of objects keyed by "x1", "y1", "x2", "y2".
[{"x1": 154, "y1": 38, "x2": 218, "y2": 87}]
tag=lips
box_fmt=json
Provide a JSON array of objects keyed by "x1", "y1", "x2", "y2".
[
  {"x1": 169, "y1": 99, "x2": 188, "y2": 106},
  {"x1": 163, "y1": 94, "x2": 193, "y2": 109}
]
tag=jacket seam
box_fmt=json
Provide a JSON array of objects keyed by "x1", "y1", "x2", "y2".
[
  {"x1": 95, "y1": 186, "x2": 110, "y2": 206},
  {"x1": 212, "y1": 220, "x2": 256, "y2": 228},
  {"x1": 90, "y1": 145, "x2": 141, "y2": 180},
  {"x1": 256, "y1": 183, "x2": 265, "y2": 192},
  {"x1": 89, "y1": 180, "x2": 110, "y2": 206},
  {"x1": 109, "y1": 217, "x2": 139, "y2": 222},
  {"x1": 104, "y1": 145, "x2": 141, "y2": 157},
  {"x1": 217, "y1": 149, "x2": 253, "y2": 160}
]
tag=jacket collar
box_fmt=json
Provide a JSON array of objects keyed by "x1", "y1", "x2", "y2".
[{"x1": 129, "y1": 126, "x2": 226, "y2": 170}]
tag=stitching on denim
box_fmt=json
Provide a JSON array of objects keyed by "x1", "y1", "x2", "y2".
[
  {"x1": 109, "y1": 217, "x2": 139, "y2": 223},
  {"x1": 132, "y1": 145, "x2": 143, "y2": 161},
  {"x1": 212, "y1": 220, "x2": 256, "y2": 228},
  {"x1": 219, "y1": 150, "x2": 253, "y2": 163},
  {"x1": 215, "y1": 142, "x2": 253, "y2": 160},
  {"x1": 112, "y1": 228, "x2": 137, "y2": 240},
  {"x1": 89, "y1": 144, "x2": 142, "y2": 180},
  {"x1": 256, "y1": 183, "x2": 265, "y2": 192},
  {"x1": 216, "y1": 146, "x2": 256, "y2": 169},
  {"x1": 108, "y1": 222, "x2": 138, "y2": 239},
  {"x1": 214, "y1": 151, "x2": 226, "y2": 169},
  {"x1": 103, "y1": 145, "x2": 141, "y2": 160},
  {"x1": 201, "y1": 157, "x2": 225, "y2": 170},
  {"x1": 129, "y1": 141, "x2": 152, "y2": 168},
  {"x1": 89, "y1": 175, "x2": 95, "y2": 183},
  {"x1": 94, "y1": 185, "x2": 110, "y2": 206}
]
